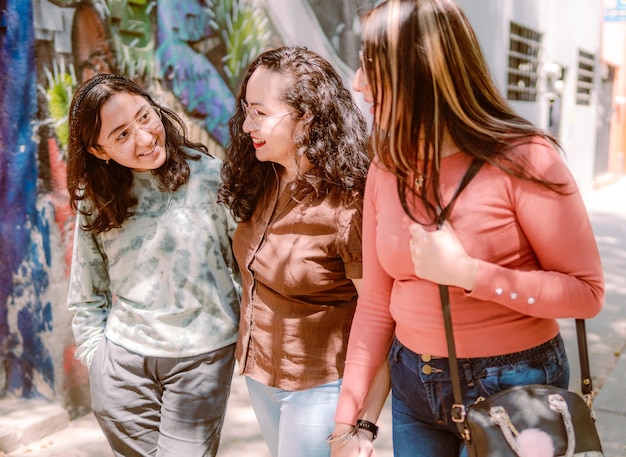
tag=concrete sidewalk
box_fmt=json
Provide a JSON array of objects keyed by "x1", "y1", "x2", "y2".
[
  {"x1": 577, "y1": 177, "x2": 626, "y2": 457},
  {"x1": 3, "y1": 178, "x2": 626, "y2": 457}
]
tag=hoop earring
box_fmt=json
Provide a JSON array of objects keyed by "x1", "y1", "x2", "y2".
[{"x1": 105, "y1": 158, "x2": 110, "y2": 165}]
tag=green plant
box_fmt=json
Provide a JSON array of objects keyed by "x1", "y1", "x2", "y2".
[
  {"x1": 43, "y1": 59, "x2": 77, "y2": 153},
  {"x1": 207, "y1": 0, "x2": 271, "y2": 89}
]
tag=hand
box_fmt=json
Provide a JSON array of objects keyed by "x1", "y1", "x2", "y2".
[
  {"x1": 329, "y1": 430, "x2": 376, "y2": 457},
  {"x1": 408, "y1": 220, "x2": 478, "y2": 291},
  {"x1": 355, "y1": 430, "x2": 376, "y2": 456}
]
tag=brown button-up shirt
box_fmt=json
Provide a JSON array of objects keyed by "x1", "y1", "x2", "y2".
[{"x1": 233, "y1": 180, "x2": 363, "y2": 391}]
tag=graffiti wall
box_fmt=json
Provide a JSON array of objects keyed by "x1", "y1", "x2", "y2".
[{"x1": 0, "y1": 0, "x2": 373, "y2": 415}]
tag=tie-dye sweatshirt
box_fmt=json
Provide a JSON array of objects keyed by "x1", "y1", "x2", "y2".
[{"x1": 67, "y1": 151, "x2": 240, "y2": 367}]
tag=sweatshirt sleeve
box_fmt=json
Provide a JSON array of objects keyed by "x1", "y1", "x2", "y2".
[
  {"x1": 66, "y1": 214, "x2": 112, "y2": 367},
  {"x1": 468, "y1": 141, "x2": 604, "y2": 319}
]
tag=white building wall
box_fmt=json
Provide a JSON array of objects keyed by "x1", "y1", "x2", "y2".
[{"x1": 456, "y1": 0, "x2": 602, "y2": 192}]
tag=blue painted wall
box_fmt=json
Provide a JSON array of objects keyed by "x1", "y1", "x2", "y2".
[{"x1": 0, "y1": 0, "x2": 56, "y2": 399}]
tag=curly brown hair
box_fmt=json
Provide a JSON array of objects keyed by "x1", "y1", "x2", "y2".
[{"x1": 218, "y1": 47, "x2": 370, "y2": 222}]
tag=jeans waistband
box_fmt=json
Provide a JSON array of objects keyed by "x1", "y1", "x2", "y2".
[{"x1": 414, "y1": 333, "x2": 566, "y2": 367}]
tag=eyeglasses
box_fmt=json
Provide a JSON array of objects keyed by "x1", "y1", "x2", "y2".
[
  {"x1": 98, "y1": 106, "x2": 162, "y2": 154},
  {"x1": 240, "y1": 100, "x2": 292, "y2": 130}
]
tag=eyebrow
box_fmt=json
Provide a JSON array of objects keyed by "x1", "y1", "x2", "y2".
[
  {"x1": 244, "y1": 98, "x2": 265, "y2": 108},
  {"x1": 106, "y1": 105, "x2": 150, "y2": 140}
]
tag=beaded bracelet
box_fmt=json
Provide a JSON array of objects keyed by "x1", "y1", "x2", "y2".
[{"x1": 326, "y1": 426, "x2": 358, "y2": 450}]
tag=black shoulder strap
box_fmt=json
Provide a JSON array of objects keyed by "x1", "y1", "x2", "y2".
[
  {"x1": 436, "y1": 158, "x2": 595, "y2": 436},
  {"x1": 436, "y1": 158, "x2": 484, "y2": 229}
]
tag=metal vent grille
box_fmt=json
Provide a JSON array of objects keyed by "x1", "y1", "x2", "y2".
[
  {"x1": 507, "y1": 22, "x2": 542, "y2": 102},
  {"x1": 576, "y1": 50, "x2": 595, "y2": 106}
]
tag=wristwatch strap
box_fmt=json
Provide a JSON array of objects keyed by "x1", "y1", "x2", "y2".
[{"x1": 356, "y1": 419, "x2": 378, "y2": 440}]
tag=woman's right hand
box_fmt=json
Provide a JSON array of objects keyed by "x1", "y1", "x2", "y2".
[{"x1": 408, "y1": 220, "x2": 478, "y2": 291}]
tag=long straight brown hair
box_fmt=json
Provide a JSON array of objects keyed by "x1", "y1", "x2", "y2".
[{"x1": 360, "y1": 0, "x2": 565, "y2": 225}]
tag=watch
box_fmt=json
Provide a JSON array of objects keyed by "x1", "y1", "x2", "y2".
[{"x1": 356, "y1": 419, "x2": 378, "y2": 440}]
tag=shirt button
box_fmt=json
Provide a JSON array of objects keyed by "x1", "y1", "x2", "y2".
[
  {"x1": 527, "y1": 297, "x2": 536, "y2": 304},
  {"x1": 422, "y1": 365, "x2": 433, "y2": 375},
  {"x1": 510, "y1": 292, "x2": 518, "y2": 299},
  {"x1": 495, "y1": 288, "x2": 503, "y2": 295}
]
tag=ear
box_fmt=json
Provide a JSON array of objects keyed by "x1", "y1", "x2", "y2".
[
  {"x1": 294, "y1": 111, "x2": 313, "y2": 136},
  {"x1": 88, "y1": 146, "x2": 109, "y2": 161}
]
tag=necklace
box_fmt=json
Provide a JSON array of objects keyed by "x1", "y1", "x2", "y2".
[{"x1": 415, "y1": 174, "x2": 425, "y2": 191}]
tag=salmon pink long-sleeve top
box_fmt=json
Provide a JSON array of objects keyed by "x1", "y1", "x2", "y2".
[{"x1": 335, "y1": 138, "x2": 604, "y2": 425}]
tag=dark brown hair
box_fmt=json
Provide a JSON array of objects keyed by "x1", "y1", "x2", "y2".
[{"x1": 67, "y1": 74, "x2": 208, "y2": 233}]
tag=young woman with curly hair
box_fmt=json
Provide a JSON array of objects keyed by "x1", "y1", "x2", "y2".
[{"x1": 218, "y1": 46, "x2": 375, "y2": 457}]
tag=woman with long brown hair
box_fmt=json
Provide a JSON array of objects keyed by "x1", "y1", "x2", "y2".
[{"x1": 331, "y1": 1, "x2": 604, "y2": 456}]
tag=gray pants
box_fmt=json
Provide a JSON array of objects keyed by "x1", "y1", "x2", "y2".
[{"x1": 89, "y1": 338, "x2": 236, "y2": 457}]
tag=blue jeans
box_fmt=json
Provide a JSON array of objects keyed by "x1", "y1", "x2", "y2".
[
  {"x1": 388, "y1": 334, "x2": 569, "y2": 457},
  {"x1": 245, "y1": 376, "x2": 341, "y2": 457}
]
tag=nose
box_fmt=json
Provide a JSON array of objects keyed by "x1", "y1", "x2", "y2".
[
  {"x1": 133, "y1": 125, "x2": 153, "y2": 145},
  {"x1": 353, "y1": 68, "x2": 368, "y2": 92},
  {"x1": 242, "y1": 113, "x2": 256, "y2": 133}
]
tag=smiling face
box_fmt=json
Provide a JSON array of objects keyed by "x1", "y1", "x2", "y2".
[
  {"x1": 88, "y1": 92, "x2": 167, "y2": 171},
  {"x1": 242, "y1": 67, "x2": 303, "y2": 180}
]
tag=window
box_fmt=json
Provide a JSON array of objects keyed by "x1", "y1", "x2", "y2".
[
  {"x1": 576, "y1": 50, "x2": 595, "y2": 106},
  {"x1": 507, "y1": 22, "x2": 542, "y2": 102}
]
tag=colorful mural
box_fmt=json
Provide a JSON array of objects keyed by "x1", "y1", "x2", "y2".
[
  {"x1": 0, "y1": 0, "x2": 56, "y2": 399},
  {"x1": 0, "y1": 0, "x2": 366, "y2": 414},
  {"x1": 156, "y1": 0, "x2": 268, "y2": 146}
]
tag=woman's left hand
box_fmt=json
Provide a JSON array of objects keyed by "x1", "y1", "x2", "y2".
[
  {"x1": 408, "y1": 220, "x2": 478, "y2": 291},
  {"x1": 329, "y1": 431, "x2": 376, "y2": 457}
]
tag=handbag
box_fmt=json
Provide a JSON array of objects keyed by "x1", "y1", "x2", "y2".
[
  {"x1": 439, "y1": 284, "x2": 604, "y2": 457},
  {"x1": 430, "y1": 158, "x2": 604, "y2": 456}
]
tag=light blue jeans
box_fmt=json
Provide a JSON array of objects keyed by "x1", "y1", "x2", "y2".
[
  {"x1": 389, "y1": 334, "x2": 570, "y2": 457},
  {"x1": 245, "y1": 376, "x2": 341, "y2": 457}
]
